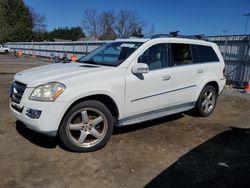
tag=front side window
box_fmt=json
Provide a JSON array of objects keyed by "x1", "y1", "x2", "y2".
[
  {"x1": 170, "y1": 43, "x2": 193, "y2": 66},
  {"x1": 78, "y1": 42, "x2": 142, "y2": 66},
  {"x1": 138, "y1": 43, "x2": 168, "y2": 70}
]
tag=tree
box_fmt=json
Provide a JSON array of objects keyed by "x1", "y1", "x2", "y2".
[
  {"x1": 98, "y1": 11, "x2": 116, "y2": 40},
  {"x1": 82, "y1": 9, "x2": 146, "y2": 40},
  {"x1": 0, "y1": 0, "x2": 33, "y2": 42},
  {"x1": 29, "y1": 7, "x2": 47, "y2": 32},
  {"x1": 82, "y1": 9, "x2": 99, "y2": 38},
  {"x1": 0, "y1": 1, "x2": 6, "y2": 42},
  {"x1": 113, "y1": 10, "x2": 145, "y2": 38}
]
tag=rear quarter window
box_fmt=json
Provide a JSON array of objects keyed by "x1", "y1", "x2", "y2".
[{"x1": 192, "y1": 45, "x2": 219, "y2": 63}]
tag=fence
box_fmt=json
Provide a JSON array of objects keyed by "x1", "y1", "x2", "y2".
[
  {"x1": 6, "y1": 35, "x2": 250, "y2": 84},
  {"x1": 6, "y1": 41, "x2": 108, "y2": 60},
  {"x1": 206, "y1": 35, "x2": 250, "y2": 84}
]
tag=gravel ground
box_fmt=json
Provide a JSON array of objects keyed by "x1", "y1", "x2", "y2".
[{"x1": 0, "y1": 54, "x2": 250, "y2": 188}]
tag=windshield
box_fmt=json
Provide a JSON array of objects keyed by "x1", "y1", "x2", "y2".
[{"x1": 78, "y1": 42, "x2": 143, "y2": 66}]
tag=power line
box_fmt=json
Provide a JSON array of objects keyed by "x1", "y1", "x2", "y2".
[{"x1": 243, "y1": 12, "x2": 250, "y2": 35}]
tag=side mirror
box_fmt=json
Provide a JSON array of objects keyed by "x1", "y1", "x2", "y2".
[{"x1": 132, "y1": 63, "x2": 149, "y2": 74}]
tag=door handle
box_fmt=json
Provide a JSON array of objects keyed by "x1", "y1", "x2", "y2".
[
  {"x1": 197, "y1": 69, "x2": 204, "y2": 73},
  {"x1": 162, "y1": 75, "x2": 171, "y2": 81}
]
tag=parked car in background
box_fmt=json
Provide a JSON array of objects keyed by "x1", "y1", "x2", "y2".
[
  {"x1": 0, "y1": 45, "x2": 10, "y2": 54},
  {"x1": 10, "y1": 34, "x2": 226, "y2": 152}
]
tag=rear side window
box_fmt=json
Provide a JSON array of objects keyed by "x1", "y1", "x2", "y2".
[
  {"x1": 170, "y1": 43, "x2": 193, "y2": 66},
  {"x1": 193, "y1": 45, "x2": 219, "y2": 63}
]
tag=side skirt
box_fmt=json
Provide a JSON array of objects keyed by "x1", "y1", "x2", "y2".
[{"x1": 118, "y1": 102, "x2": 196, "y2": 127}]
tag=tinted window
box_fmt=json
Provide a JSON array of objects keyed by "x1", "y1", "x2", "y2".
[
  {"x1": 170, "y1": 43, "x2": 192, "y2": 66},
  {"x1": 191, "y1": 45, "x2": 199, "y2": 63},
  {"x1": 138, "y1": 43, "x2": 168, "y2": 70},
  {"x1": 193, "y1": 45, "x2": 219, "y2": 63}
]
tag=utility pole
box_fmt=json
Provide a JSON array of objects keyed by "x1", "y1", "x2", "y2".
[
  {"x1": 242, "y1": 12, "x2": 250, "y2": 85},
  {"x1": 243, "y1": 12, "x2": 250, "y2": 35},
  {"x1": 222, "y1": 29, "x2": 228, "y2": 60}
]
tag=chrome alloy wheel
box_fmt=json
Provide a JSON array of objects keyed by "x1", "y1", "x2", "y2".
[
  {"x1": 66, "y1": 108, "x2": 108, "y2": 148},
  {"x1": 201, "y1": 90, "x2": 216, "y2": 114}
]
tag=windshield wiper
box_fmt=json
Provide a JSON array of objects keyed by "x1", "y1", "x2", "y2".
[
  {"x1": 80, "y1": 60, "x2": 117, "y2": 67},
  {"x1": 81, "y1": 60, "x2": 99, "y2": 65}
]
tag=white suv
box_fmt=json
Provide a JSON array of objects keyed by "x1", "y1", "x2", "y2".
[
  {"x1": 0, "y1": 44, "x2": 10, "y2": 54},
  {"x1": 10, "y1": 35, "x2": 226, "y2": 152}
]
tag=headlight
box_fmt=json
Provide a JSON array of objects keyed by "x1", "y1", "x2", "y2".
[{"x1": 29, "y1": 82, "x2": 66, "y2": 102}]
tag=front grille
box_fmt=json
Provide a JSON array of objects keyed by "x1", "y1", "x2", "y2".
[{"x1": 10, "y1": 81, "x2": 27, "y2": 104}]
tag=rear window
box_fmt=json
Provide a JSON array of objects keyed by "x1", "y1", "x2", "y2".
[{"x1": 192, "y1": 45, "x2": 219, "y2": 63}]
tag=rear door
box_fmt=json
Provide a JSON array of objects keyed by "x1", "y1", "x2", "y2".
[
  {"x1": 193, "y1": 44, "x2": 221, "y2": 82},
  {"x1": 168, "y1": 43, "x2": 203, "y2": 106}
]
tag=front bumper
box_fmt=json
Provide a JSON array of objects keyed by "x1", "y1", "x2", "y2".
[{"x1": 10, "y1": 99, "x2": 68, "y2": 137}]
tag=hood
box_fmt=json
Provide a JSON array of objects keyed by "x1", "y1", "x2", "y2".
[{"x1": 14, "y1": 62, "x2": 113, "y2": 87}]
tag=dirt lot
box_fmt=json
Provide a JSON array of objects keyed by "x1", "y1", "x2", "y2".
[{"x1": 0, "y1": 54, "x2": 250, "y2": 188}]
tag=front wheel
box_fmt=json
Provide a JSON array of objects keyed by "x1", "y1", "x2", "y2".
[
  {"x1": 58, "y1": 100, "x2": 114, "y2": 152},
  {"x1": 193, "y1": 85, "x2": 218, "y2": 117}
]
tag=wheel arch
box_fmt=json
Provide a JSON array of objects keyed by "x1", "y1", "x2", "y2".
[
  {"x1": 204, "y1": 81, "x2": 219, "y2": 94},
  {"x1": 61, "y1": 94, "x2": 120, "y2": 123},
  {"x1": 195, "y1": 80, "x2": 220, "y2": 102}
]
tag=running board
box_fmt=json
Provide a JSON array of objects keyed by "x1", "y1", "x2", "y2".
[{"x1": 118, "y1": 102, "x2": 195, "y2": 126}]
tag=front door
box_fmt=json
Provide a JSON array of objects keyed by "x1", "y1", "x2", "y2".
[{"x1": 125, "y1": 43, "x2": 172, "y2": 118}]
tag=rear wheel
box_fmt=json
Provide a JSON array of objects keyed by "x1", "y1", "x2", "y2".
[
  {"x1": 58, "y1": 100, "x2": 114, "y2": 152},
  {"x1": 194, "y1": 85, "x2": 217, "y2": 117}
]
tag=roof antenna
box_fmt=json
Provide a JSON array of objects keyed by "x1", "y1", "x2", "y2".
[{"x1": 170, "y1": 31, "x2": 179, "y2": 37}]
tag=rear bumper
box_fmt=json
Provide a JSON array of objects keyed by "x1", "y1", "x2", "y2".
[{"x1": 219, "y1": 78, "x2": 226, "y2": 95}]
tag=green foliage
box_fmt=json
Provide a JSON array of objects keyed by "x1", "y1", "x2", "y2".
[
  {"x1": 33, "y1": 27, "x2": 85, "y2": 41},
  {"x1": 0, "y1": 0, "x2": 33, "y2": 43},
  {"x1": 50, "y1": 27, "x2": 85, "y2": 41},
  {"x1": 0, "y1": 0, "x2": 85, "y2": 42}
]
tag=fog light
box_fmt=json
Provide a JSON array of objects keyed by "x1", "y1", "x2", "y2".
[{"x1": 26, "y1": 108, "x2": 42, "y2": 119}]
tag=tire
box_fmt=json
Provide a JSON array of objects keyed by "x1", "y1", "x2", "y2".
[
  {"x1": 193, "y1": 85, "x2": 218, "y2": 117},
  {"x1": 4, "y1": 50, "x2": 9, "y2": 54},
  {"x1": 58, "y1": 100, "x2": 114, "y2": 152}
]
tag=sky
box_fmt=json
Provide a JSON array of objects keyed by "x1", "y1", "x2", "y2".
[{"x1": 24, "y1": 0, "x2": 250, "y2": 36}]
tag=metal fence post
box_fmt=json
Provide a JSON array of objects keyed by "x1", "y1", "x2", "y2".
[{"x1": 224, "y1": 36, "x2": 228, "y2": 60}]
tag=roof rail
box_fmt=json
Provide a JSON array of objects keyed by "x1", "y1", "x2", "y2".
[
  {"x1": 151, "y1": 31, "x2": 179, "y2": 39},
  {"x1": 151, "y1": 32, "x2": 205, "y2": 40}
]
